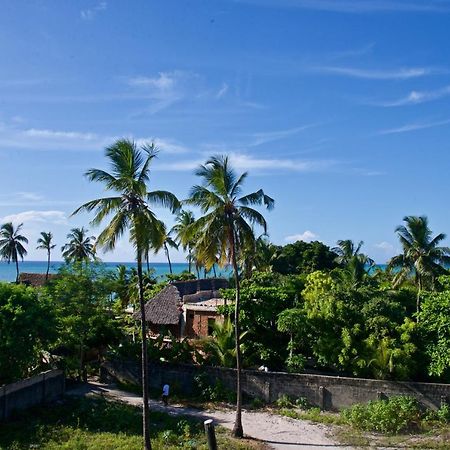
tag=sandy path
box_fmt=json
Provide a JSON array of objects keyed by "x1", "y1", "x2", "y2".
[{"x1": 68, "y1": 382, "x2": 352, "y2": 450}]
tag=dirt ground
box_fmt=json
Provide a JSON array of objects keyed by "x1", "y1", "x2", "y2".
[{"x1": 68, "y1": 382, "x2": 353, "y2": 450}]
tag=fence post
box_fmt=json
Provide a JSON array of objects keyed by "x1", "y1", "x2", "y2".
[
  {"x1": 204, "y1": 419, "x2": 217, "y2": 450},
  {"x1": 318, "y1": 386, "x2": 325, "y2": 410}
]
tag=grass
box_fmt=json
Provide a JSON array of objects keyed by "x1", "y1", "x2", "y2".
[{"x1": 0, "y1": 396, "x2": 266, "y2": 450}]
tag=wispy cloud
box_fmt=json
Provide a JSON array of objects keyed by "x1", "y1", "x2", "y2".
[
  {"x1": 235, "y1": 0, "x2": 450, "y2": 13},
  {"x1": 0, "y1": 122, "x2": 190, "y2": 153},
  {"x1": 313, "y1": 66, "x2": 434, "y2": 80},
  {"x1": 216, "y1": 82, "x2": 229, "y2": 99},
  {"x1": 157, "y1": 152, "x2": 337, "y2": 173},
  {"x1": 379, "y1": 118, "x2": 450, "y2": 135},
  {"x1": 0, "y1": 210, "x2": 68, "y2": 226},
  {"x1": 81, "y1": 1, "x2": 107, "y2": 21},
  {"x1": 285, "y1": 230, "x2": 319, "y2": 243},
  {"x1": 375, "y1": 85, "x2": 450, "y2": 107},
  {"x1": 249, "y1": 124, "x2": 317, "y2": 147}
]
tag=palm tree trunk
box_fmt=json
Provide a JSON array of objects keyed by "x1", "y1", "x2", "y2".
[
  {"x1": 146, "y1": 253, "x2": 150, "y2": 272},
  {"x1": 164, "y1": 243, "x2": 173, "y2": 274},
  {"x1": 15, "y1": 257, "x2": 19, "y2": 283},
  {"x1": 416, "y1": 277, "x2": 422, "y2": 319},
  {"x1": 213, "y1": 264, "x2": 217, "y2": 277},
  {"x1": 188, "y1": 248, "x2": 192, "y2": 273},
  {"x1": 230, "y1": 228, "x2": 244, "y2": 438},
  {"x1": 46, "y1": 249, "x2": 50, "y2": 280},
  {"x1": 137, "y1": 251, "x2": 152, "y2": 450}
]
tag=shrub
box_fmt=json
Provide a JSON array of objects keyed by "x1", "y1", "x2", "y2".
[
  {"x1": 276, "y1": 394, "x2": 294, "y2": 408},
  {"x1": 341, "y1": 396, "x2": 421, "y2": 434},
  {"x1": 192, "y1": 373, "x2": 236, "y2": 403}
]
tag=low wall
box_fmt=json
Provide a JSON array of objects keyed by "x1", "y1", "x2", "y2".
[
  {"x1": 0, "y1": 370, "x2": 65, "y2": 421},
  {"x1": 102, "y1": 360, "x2": 450, "y2": 411}
]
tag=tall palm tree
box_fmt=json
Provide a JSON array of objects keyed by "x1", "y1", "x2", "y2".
[
  {"x1": 61, "y1": 227, "x2": 96, "y2": 262},
  {"x1": 36, "y1": 231, "x2": 56, "y2": 280},
  {"x1": 171, "y1": 210, "x2": 195, "y2": 272},
  {"x1": 388, "y1": 215, "x2": 450, "y2": 314},
  {"x1": 0, "y1": 222, "x2": 28, "y2": 282},
  {"x1": 155, "y1": 223, "x2": 178, "y2": 274},
  {"x1": 72, "y1": 139, "x2": 180, "y2": 450},
  {"x1": 186, "y1": 155, "x2": 274, "y2": 437}
]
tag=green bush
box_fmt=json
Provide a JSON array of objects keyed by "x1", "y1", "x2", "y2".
[
  {"x1": 341, "y1": 396, "x2": 421, "y2": 434},
  {"x1": 193, "y1": 373, "x2": 236, "y2": 403},
  {"x1": 276, "y1": 394, "x2": 294, "y2": 408}
]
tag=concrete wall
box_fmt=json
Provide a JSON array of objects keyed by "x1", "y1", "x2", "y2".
[
  {"x1": 0, "y1": 370, "x2": 65, "y2": 421},
  {"x1": 102, "y1": 360, "x2": 450, "y2": 411}
]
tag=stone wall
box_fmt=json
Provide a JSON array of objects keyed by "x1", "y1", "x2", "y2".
[
  {"x1": 0, "y1": 370, "x2": 65, "y2": 421},
  {"x1": 102, "y1": 360, "x2": 450, "y2": 411}
]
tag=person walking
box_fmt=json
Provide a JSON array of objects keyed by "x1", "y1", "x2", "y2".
[{"x1": 161, "y1": 383, "x2": 170, "y2": 406}]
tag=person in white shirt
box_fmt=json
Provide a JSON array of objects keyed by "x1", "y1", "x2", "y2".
[{"x1": 162, "y1": 383, "x2": 170, "y2": 406}]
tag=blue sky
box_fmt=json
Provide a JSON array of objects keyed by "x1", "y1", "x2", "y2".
[{"x1": 1, "y1": 0, "x2": 450, "y2": 263}]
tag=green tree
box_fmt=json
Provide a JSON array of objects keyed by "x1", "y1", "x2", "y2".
[
  {"x1": 154, "y1": 223, "x2": 178, "y2": 274},
  {"x1": 72, "y1": 139, "x2": 179, "y2": 450},
  {"x1": 171, "y1": 210, "x2": 196, "y2": 273},
  {"x1": 61, "y1": 227, "x2": 96, "y2": 262},
  {"x1": 0, "y1": 222, "x2": 28, "y2": 282},
  {"x1": 0, "y1": 283, "x2": 56, "y2": 384},
  {"x1": 36, "y1": 231, "x2": 56, "y2": 280},
  {"x1": 388, "y1": 215, "x2": 450, "y2": 314},
  {"x1": 186, "y1": 155, "x2": 274, "y2": 437},
  {"x1": 271, "y1": 240, "x2": 338, "y2": 275}
]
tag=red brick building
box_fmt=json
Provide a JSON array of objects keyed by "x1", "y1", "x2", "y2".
[{"x1": 137, "y1": 278, "x2": 228, "y2": 339}]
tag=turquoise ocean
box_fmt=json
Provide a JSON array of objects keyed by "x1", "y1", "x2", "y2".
[{"x1": 0, "y1": 261, "x2": 231, "y2": 283}]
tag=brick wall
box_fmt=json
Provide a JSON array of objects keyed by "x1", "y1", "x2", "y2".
[
  {"x1": 102, "y1": 360, "x2": 450, "y2": 411},
  {"x1": 0, "y1": 370, "x2": 65, "y2": 421},
  {"x1": 185, "y1": 310, "x2": 217, "y2": 338}
]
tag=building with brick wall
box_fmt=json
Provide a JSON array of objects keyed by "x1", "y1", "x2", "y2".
[{"x1": 136, "y1": 278, "x2": 228, "y2": 339}]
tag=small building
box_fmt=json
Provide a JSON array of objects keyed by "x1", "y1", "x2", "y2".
[
  {"x1": 18, "y1": 273, "x2": 57, "y2": 287},
  {"x1": 136, "y1": 278, "x2": 229, "y2": 339}
]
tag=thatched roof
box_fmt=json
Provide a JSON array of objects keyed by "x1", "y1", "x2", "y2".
[
  {"x1": 136, "y1": 285, "x2": 182, "y2": 325},
  {"x1": 18, "y1": 273, "x2": 57, "y2": 287},
  {"x1": 135, "y1": 278, "x2": 229, "y2": 325}
]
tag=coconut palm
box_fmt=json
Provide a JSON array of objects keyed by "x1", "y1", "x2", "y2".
[
  {"x1": 154, "y1": 223, "x2": 178, "y2": 274},
  {"x1": 186, "y1": 155, "x2": 274, "y2": 437},
  {"x1": 333, "y1": 239, "x2": 375, "y2": 286},
  {"x1": 72, "y1": 139, "x2": 180, "y2": 450},
  {"x1": 171, "y1": 210, "x2": 196, "y2": 272},
  {"x1": 0, "y1": 222, "x2": 28, "y2": 282},
  {"x1": 36, "y1": 231, "x2": 56, "y2": 280},
  {"x1": 388, "y1": 215, "x2": 450, "y2": 314},
  {"x1": 61, "y1": 227, "x2": 96, "y2": 262}
]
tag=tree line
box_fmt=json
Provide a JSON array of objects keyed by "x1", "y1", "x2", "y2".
[{"x1": 1, "y1": 139, "x2": 450, "y2": 449}]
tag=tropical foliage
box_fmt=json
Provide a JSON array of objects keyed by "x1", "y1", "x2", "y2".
[
  {"x1": 0, "y1": 222, "x2": 28, "y2": 282},
  {"x1": 61, "y1": 227, "x2": 96, "y2": 262}
]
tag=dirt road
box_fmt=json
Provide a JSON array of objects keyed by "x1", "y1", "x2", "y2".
[{"x1": 68, "y1": 382, "x2": 352, "y2": 450}]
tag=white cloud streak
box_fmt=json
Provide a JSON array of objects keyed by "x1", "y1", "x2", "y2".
[
  {"x1": 235, "y1": 0, "x2": 450, "y2": 13},
  {"x1": 313, "y1": 66, "x2": 433, "y2": 80},
  {"x1": 249, "y1": 124, "x2": 316, "y2": 146},
  {"x1": 375, "y1": 85, "x2": 450, "y2": 107},
  {"x1": 81, "y1": 1, "x2": 107, "y2": 20},
  {"x1": 1, "y1": 210, "x2": 68, "y2": 226},
  {"x1": 379, "y1": 118, "x2": 450, "y2": 135}
]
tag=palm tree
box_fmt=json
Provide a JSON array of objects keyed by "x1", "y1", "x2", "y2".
[
  {"x1": 72, "y1": 139, "x2": 179, "y2": 450},
  {"x1": 171, "y1": 210, "x2": 195, "y2": 272},
  {"x1": 388, "y1": 215, "x2": 450, "y2": 314},
  {"x1": 0, "y1": 222, "x2": 28, "y2": 282},
  {"x1": 36, "y1": 231, "x2": 56, "y2": 280},
  {"x1": 61, "y1": 227, "x2": 96, "y2": 262},
  {"x1": 333, "y1": 239, "x2": 375, "y2": 286},
  {"x1": 154, "y1": 223, "x2": 178, "y2": 274},
  {"x1": 186, "y1": 155, "x2": 274, "y2": 437}
]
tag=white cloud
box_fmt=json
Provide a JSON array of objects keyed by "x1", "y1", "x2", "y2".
[
  {"x1": 128, "y1": 73, "x2": 176, "y2": 90},
  {"x1": 249, "y1": 124, "x2": 316, "y2": 147},
  {"x1": 376, "y1": 85, "x2": 450, "y2": 107},
  {"x1": 374, "y1": 241, "x2": 395, "y2": 255},
  {"x1": 285, "y1": 231, "x2": 319, "y2": 243},
  {"x1": 379, "y1": 118, "x2": 450, "y2": 135},
  {"x1": 156, "y1": 152, "x2": 337, "y2": 173},
  {"x1": 313, "y1": 66, "x2": 432, "y2": 80},
  {"x1": 216, "y1": 82, "x2": 229, "y2": 99},
  {"x1": 24, "y1": 128, "x2": 99, "y2": 141},
  {"x1": 81, "y1": 1, "x2": 107, "y2": 21},
  {"x1": 1, "y1": 210, "x2": 67, "y2": 226},
  {"x1": 235, "y1": 0, "x2": 450, "y2": 13}
]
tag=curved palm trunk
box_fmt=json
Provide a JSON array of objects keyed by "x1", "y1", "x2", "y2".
[
  {"x1": 137, "y1": 251, "x2": 152, "y2": 450},
  {"x1": 164, "y1": 242, "x2": 173, "y2": 274},
  {"x1": 188, "y1": 247, "x2": 192, "y2": 273},
  {"x1": 230, "y1": 229, "x2": 244, "y2": 438},
  {"x1": 46, "y1": 249, "x2": 51, "y2": 280}
]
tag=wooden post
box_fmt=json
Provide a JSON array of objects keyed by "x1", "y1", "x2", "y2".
[{"x1": 204, "y1": 419, "x2": 217, "y2": 450}]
